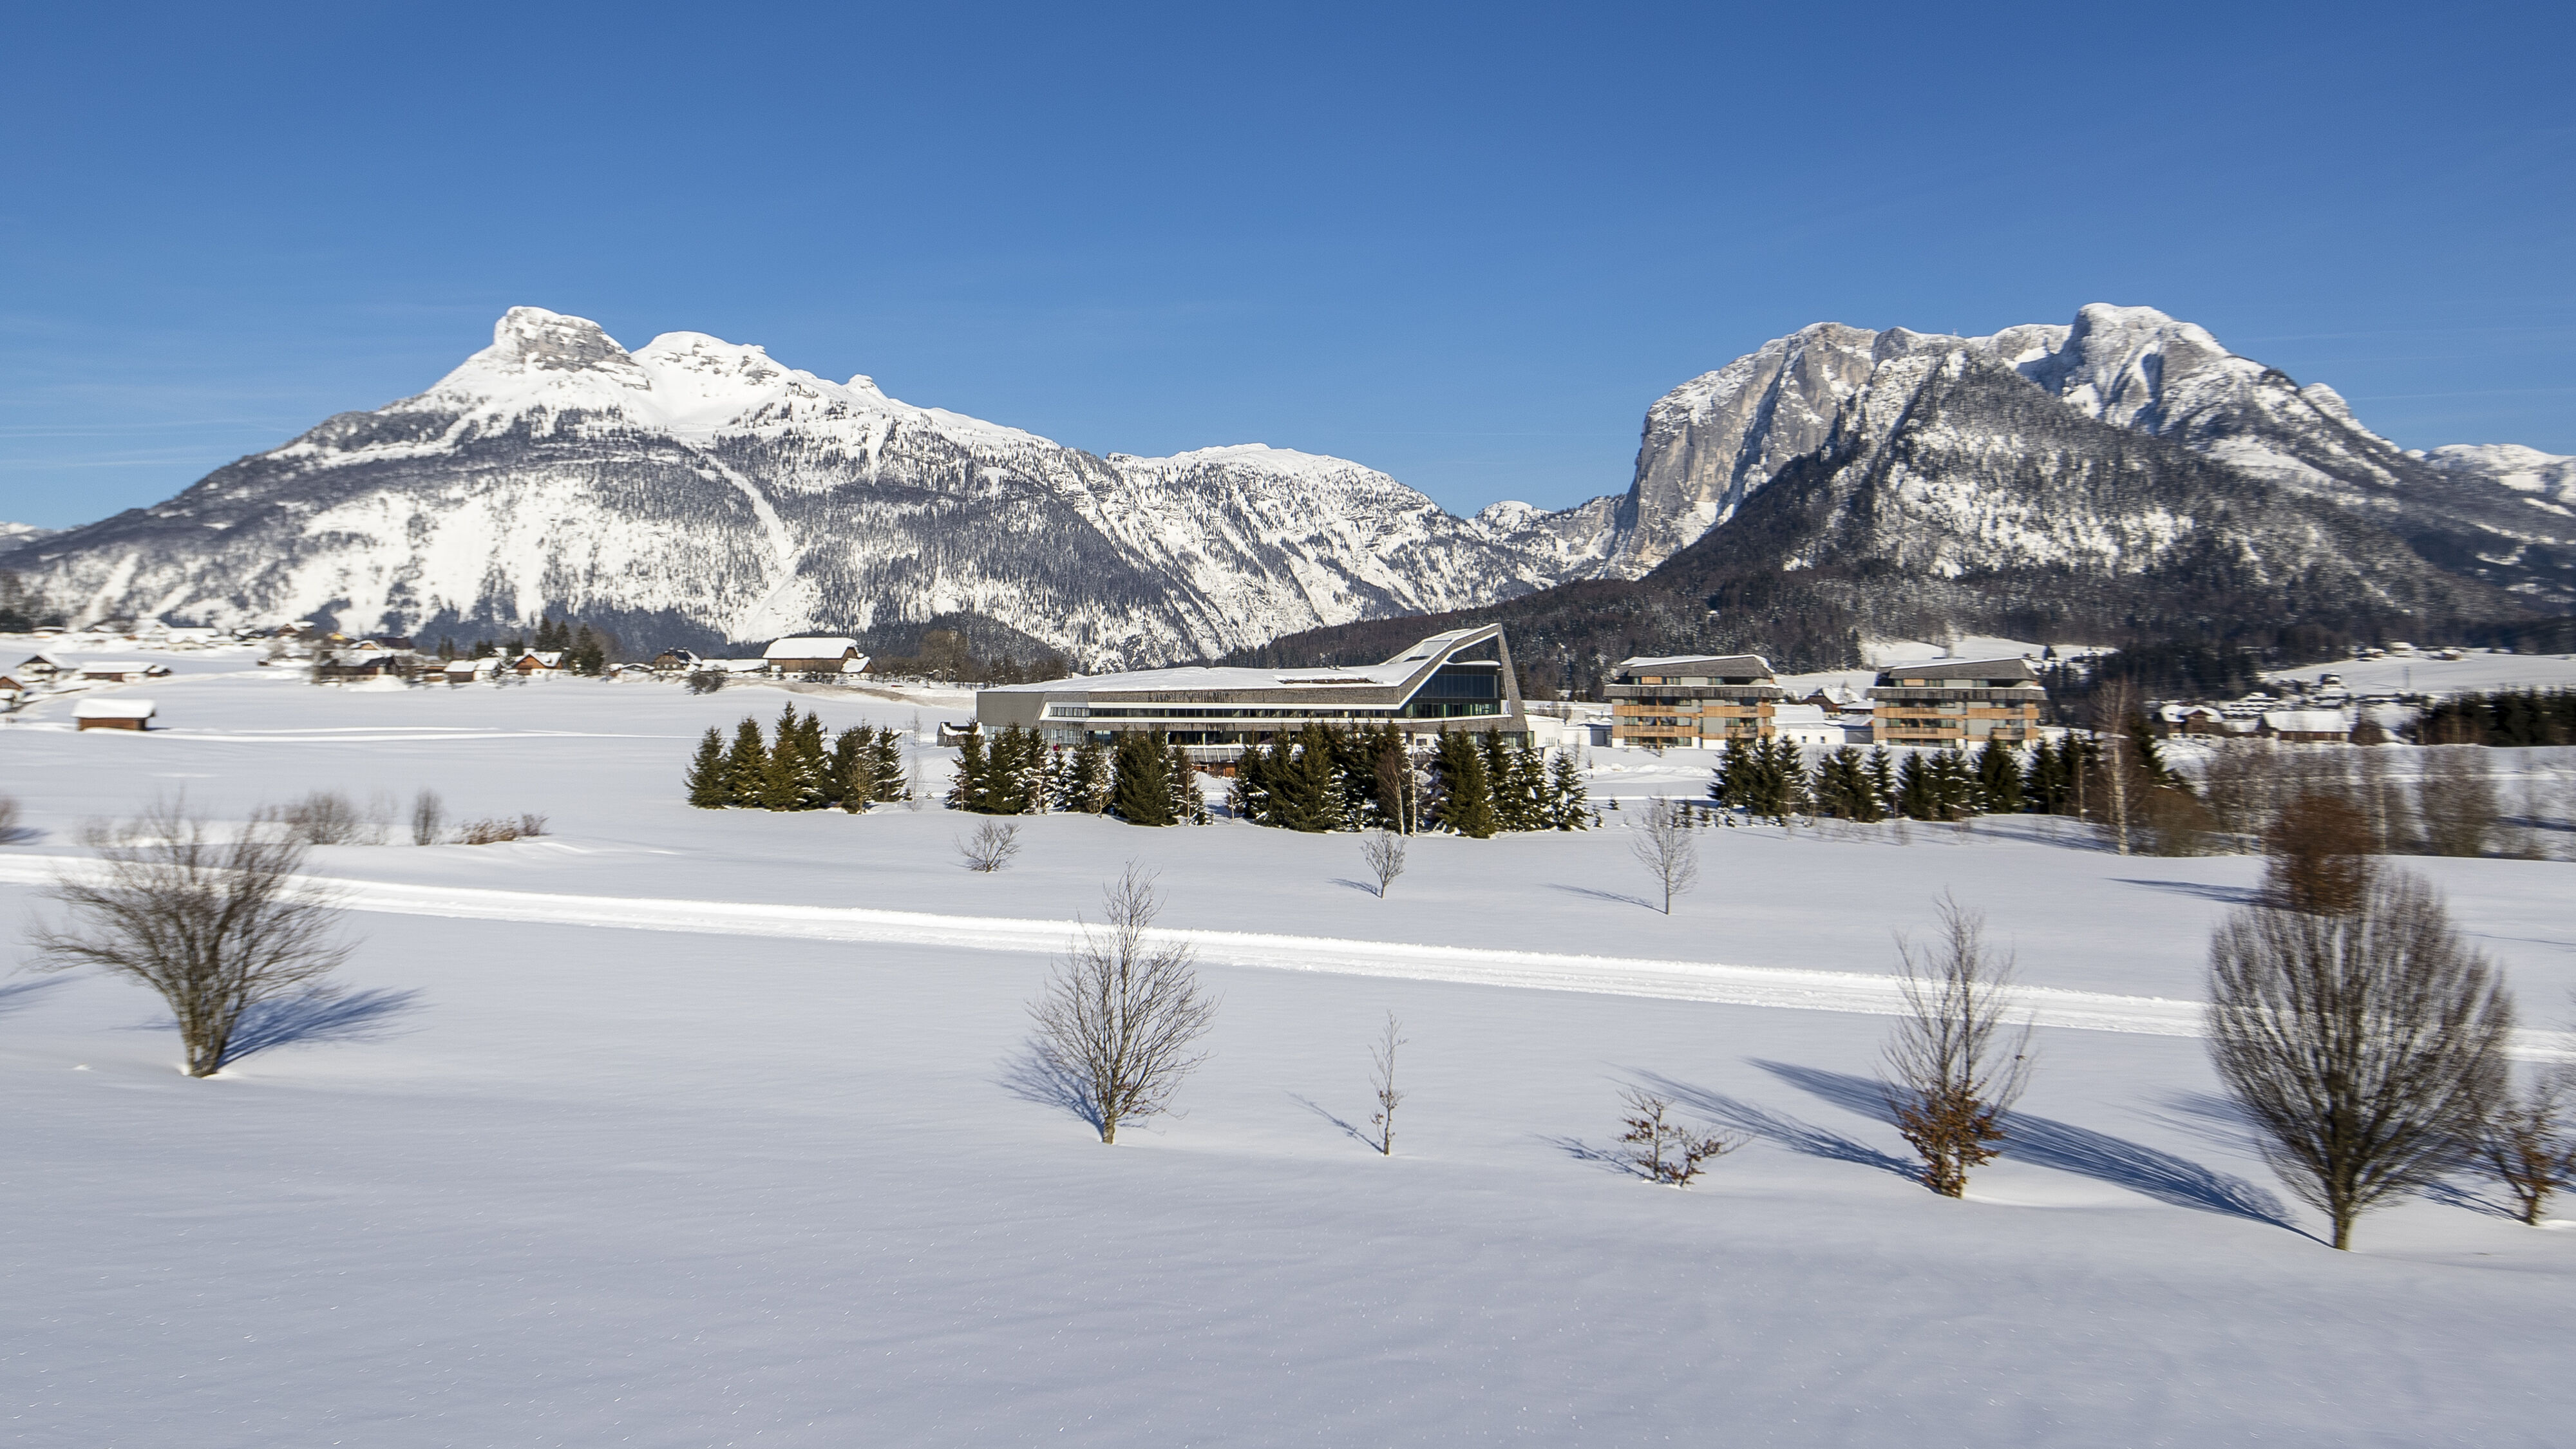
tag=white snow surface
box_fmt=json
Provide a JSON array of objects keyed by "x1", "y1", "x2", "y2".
[{"x1": 5, "y1": 645, "x2": 2576, "y2": 1446}]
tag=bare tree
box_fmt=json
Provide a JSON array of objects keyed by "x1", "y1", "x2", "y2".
[
  {"x1": 0, "y1": 792, "x2": 20, "y2": 844},
  {"x1": 1627, "y1": 799, "x2": 1699, "y2": 914},
  {"x1": 30, "y1": 799, "x2": 355, "y2": 1077},
  {"x1": 2416, "y1": 745, "x2": 2501, "y2": 858},
  {"x1": 2262, "y1": 790, "x2": 2376, "y2": 916},
  {"x1": 280, "y1": 790, "x2": 368, "y2": 846},
  {"x1": 1881, "y1": 895, "x2": 2033, "y2": 1197},
  {"x1": 1029, "y1": 866, "x2": 1218, "y2": 1144},
  {"x1": 409, "y1": 789, "x2": 446, "y2": 846},
  {"x1": 957, "y1": 820, "x2": 1023, "y2": 873},
  {"x1": 1617, "y1": 1088, "x2": 1740, "y2": 1186},
  {"x1": 1374, "y1": 747, "x2": 1419, "y2": 835},
  {"x1": 2206, "y1": 869, "x2": 2514, "y2": 1249},
  {"x1": 1360, "y1": 830, "x2": 1407, "y2": 899},
  {"x1": 1369, "y1": 1012, "x2": 1405, "y2": 1155},
  {"x1": 2469, "y1": 1065, "x2": 2573, "y2": 1227},
  {"x1": 2091, "y1": 679, "x2": 2142, "y2": 856}
]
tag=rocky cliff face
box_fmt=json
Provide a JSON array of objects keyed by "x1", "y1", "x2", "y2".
[
  {"x1": 14, "y1": 309, "x2": 1616, "y2": 665},
  {"x1": 1605, "y1": 304, "x2": 2576, "y2": 607}
]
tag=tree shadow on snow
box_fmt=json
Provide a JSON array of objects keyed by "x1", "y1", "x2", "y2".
[
  {"x1": 1750, "y1": 1061, "x2": 2303, "y2": 1231},
  {"x1": 2112, "y1": 878, "x2": 2266, "y2": 907},
  {"x1": 2157, "y1": 1091, "x2": 2505, "y2": 1227},
  {"x1": 1289, "y1": 1092, "x2": 1374, "y2": 1150},
  {"x1": 996, "y1": 1045, "x2": 1104, "y2": 1137},
  {"x1": 1542, "y1": 1132, "x2": 1641, "y2": 1178},
  {"x1": 222, "y1": 987, "x2": 426, "y2": 1062},
  {"x1": 1325, "y1": 878, "x2": 1383, "y2": 896},
  {"x1": 0, "y1": 978, "x2": 68, "y2": 1018},
  {"x1": 1629, "y1": 1069, "x2": 1920, "y2": 1182},
  {"x1": 1544, "y1": 883, "x2": 1662, "y2": 911}
]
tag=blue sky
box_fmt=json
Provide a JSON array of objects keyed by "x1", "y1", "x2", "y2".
[{"x1": 3, "y1": 1, "x2": 2570, "y2": 528}]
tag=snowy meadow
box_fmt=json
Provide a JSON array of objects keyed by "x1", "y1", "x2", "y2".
[{"x1": 3, "y1": 647, "x2": 2573, "y2": 1447}]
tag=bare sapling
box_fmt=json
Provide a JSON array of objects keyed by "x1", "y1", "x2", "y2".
[
  {"x1": 0, "y1": 793, "x2": 20, "y2": 843},
  {"x1": 2206, "y1": 869, "x2": 2514, "y2": 1249},
  {"x1": 1627, "y1": 799, "x2": 1700, "y2": 914},
  {"x1": 1617, "y1": 1087, "x2": 1740, "y2": 1186},
  {"x1": 2470, "y1": 1065, "x2": 2573, "y2": 1227},
  {"x1": 30, "y1": 799, "x2": 355, "y2": 1077},
  {"x1": 1369, "y1": 1012, "x2": 1405, "y2": 1155},
  {"x1": 281, "y1": 790, "x2": 367, "y2": 846},
  {"x1": 409, "y1": 789, "x2": 445, "y2": 846},
  {"x1": 1029, "y1": 864, "x2": 1218, "y2": 1144},
  {"x1": 958, "y1": 819, "x2": 1023, "y2": 873},
  {"x1": 1361, "y1": 829, "x2": 1407, "y2": 899},
  {"x1": 1881, "y1": 895, "x2": 2034, "y2": 1197}
]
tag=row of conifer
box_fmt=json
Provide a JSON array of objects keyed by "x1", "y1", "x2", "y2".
[
  {"x1": 684, "y1": 706, "x2": 909, "y2": 811},
  {"x1": 1710, "y1": 733, "x2": 2182, "y2": 822},
  {"x1": 947, "y1": 726, "x2": 1211, "y2": 825},
  {"x1": 1226, "y1": 722, "x2": 1589, "y2": 837}
]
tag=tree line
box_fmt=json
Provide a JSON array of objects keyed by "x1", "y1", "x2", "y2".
[
  {"x1": 947, "y1": 726, "x2": 1209, "y2": 825},
  {"x1": 2415, "y1": 688, "x2": 2576, "y2": 746},
  {"x1": 1226, "y1": 723, "x2": 1589, "y2": 837},
  {"x1": 685, "y1": 705, "x2": 909, "y2": 811}
]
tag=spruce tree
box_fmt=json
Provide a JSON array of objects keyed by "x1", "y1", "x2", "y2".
[
  {"x1": 723, "y1": 715, "x2": 768, "y2": 806},
  {"x1": 826, "y1": 725, "x2": 867, "y2": 811},
  {"x1": 1270, "y1": 724, "x2": 1345, "y2": 832},
  {"x1": 949, "y1": 728, "x2": 990, "y2": 812},
  {"x1": 1896, "y1": 752, "x2": 1936, "y2": 820},
  {"x1": 1434, "y1": 732, "x2": 1497, "y2": 838},
  {"x1": 1546, "y1": 747, "x2": 1591, "y2": 829},
  {"x1": 1166, "y1": 739, "x2": 1208, "y2": 824},
  {"x1": 1974, "y1": 739, "x2": 2023, "y2": 814},
  {"x1": 685, "y1": 726, "x2": 729, "y2": 808},
  {"x1": 1112, "y1": 732, "x2": 1175, "y2": 826},
  {"x1": 870, "y1": 726, "x2": 908, "y2": 804},
  {"x1": 1063, "y1": 736, "x2": 1111, "y2": 813},
  {"x1": 1866, "y1": 746, "x2": 1899, "y2": 817}
]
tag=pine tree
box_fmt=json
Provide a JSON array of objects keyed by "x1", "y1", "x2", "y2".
[
  {"x1": 1167, "y1": 739, "x2": 1208, "y2": 824},
  {"x1": 1896, "y1": 751, "x2": 1937, "y2": 820},
  {"x1": 1112, "y1": 732, "x2": 1175, "y2": 825},
  {"x1": 1268, "y1": 724, "x2": 1345, "y2": 832},
  {"x1": 1546, "y1": 747, "x2": 1590, "y2": 829},
  {"x1": 827, "y1": 725, "x2": 867, "y2": 811},
  {"x1": 1866, "y1": 746, "x2": 1899, "y2": 817},
  {"x1": 1433, "y1": 732, "x2": 1497, "y2": 838},
  {"x1": 1812, "y1": 745, "x2": 1883, "y2": 821},
  {"x1": 869, "y1": 726, "x2": 908, "y2": 804},
  {"x1": 723, "y1": 716, "x2": 768, "y2": 806},
  {"x1": 948, "y1": 728, "x2": 990, "y2": 812},
  {"x1": 1061, "y1": 735, "x2": 1112, "y2": 813},
  {"x1": 685, "y1": 726, "x2": 729, "y2": 808},
  {"x1": 1973, "y1": 739, "x2": 2023, "y2": 814}
]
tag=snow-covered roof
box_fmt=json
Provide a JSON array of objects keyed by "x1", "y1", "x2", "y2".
[
  {"x1": 763, "y1": 636, "x2": 860, "y2": 660},
  {"x1": 2263, "y1": 710, "x2": 2351, "y2": 734},
  {"x1": 73, "y1": 697, "x2": 157, "y2": 719},
  {"x1": 1614, "y1": 653, "x2": 1775, "y2": 677},
  {"x1": 1875, "y1": 657, "x2": 2040, "y2": 683},
  {"x1": 1769, "y1": 704, "x2": 1835, "y2": 726},
  {"x1": 81, "y1": 661, "x2": 158, "y2": 672},
  {"x1": 981, "y1": 625, "x2": 1505, "y2": 701}
]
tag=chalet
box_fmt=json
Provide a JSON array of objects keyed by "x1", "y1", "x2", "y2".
[
  {"x1": 2262, "y1": 709, "x2": 2352, "y2": 744},
  {"x1": 73, "y1": 697, "x2": 156, "y2": 731},
  {"x1": 1867, "y1": 658, "x2": 2046, "y2": 746},
  {"x1": 15, "y1": 653, "x2": 68, "y2": 677},
  {"x1": 650, "y1": 649, "x2": 701, "y2": 672},
  {"x1": 1766, "y1": 703, "x2": 1850, "y2": 749},
  {"x1": 442, "y1": 658, "x2": 499, "y2": 684},
  {"x1": 511, "y1": 651, "x2": 567, "y2": 675},
  {"x1": 1602, "y1": 654, "x2": 1785, "y2": 748},
  {"x1": 79, "y1": 661, "x2": 174, "y2": 683},
  {"x1": 763, "y1": 636, "x2": 867, "y2": 676},
  {"x1": 977, "y1": 625, "x2": 1528, "y2": 755}
]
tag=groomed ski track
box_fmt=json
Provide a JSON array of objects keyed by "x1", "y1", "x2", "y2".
[{"x1": 5, "y1": 856, "x2": 2569, "y2": 1056}]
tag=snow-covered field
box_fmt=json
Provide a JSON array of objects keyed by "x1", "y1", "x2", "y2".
[
  {"x1": 5, "y1": 645, "x2": 2575, "y2": 1446},
  {"x1": 2267, "y1": 647, "x2": 2576, "y2": 697}
]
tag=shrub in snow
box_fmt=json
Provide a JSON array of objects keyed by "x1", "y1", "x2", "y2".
[
  {"x1": 1028, "y1": 866, "x2": 1217, "y2": 1144},
  {"x1": 1880, "y1": 895, "x2": 2032, "y2": 1198},
  {"x1": 1617, "y1": 1088, "x2": 1738, "y2": 1187}
]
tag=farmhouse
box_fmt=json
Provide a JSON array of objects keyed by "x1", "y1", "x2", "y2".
[
  {"x1": 2262, "y1": 709, "x2": 2353, "y2": 744},
  {"x1": 1602, "y1": 654, "x2": 1785, "y2": 748},
  {"x1": 976, "y1": 625, "x2": 1526, "y2": 753},
  {"x1": 762, "y1": 637, "x2": 867, "y2": 676},
  {"x1": 73, "y1": 697, "x2": 156, "y2": 731},
  {"x1": 511, "y1": 651, "x2": 567, "y2": 675},
  {"x1": 79, "y1": 661, "x2": 174, "y2": 683},
  {"x1": 1866, "y1": 658, "x2": 2046, "y2": 746},
  {"x1": 15, "y1": 652, "x2": 69, "y2": 677}
]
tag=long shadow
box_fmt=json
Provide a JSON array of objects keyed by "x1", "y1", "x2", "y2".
[
  {"x1": 2158, "y1": 1092, "x2": 2517, "y2": 1226},
  {"x1": 1289, "y1": 1092, "x2": 1374, "y2": 1150},
  {"x1": 2114, "y1": 878, "x2": 2264, "y2": 907},
  {"x1": 1325, "y1": 878, "x2": 1382, "y2": 897},
  {"x1": 1633, "y1": 1069, "x2": 1918, "y2": 1181},
  {"x1": 1546, "y1": 883, "x2": 1662, "y2": 911},
  {"x1": 0, "y1": 978, "x2": 68, "y2": 1018},
  {"x1": 1755, "y1": 1060, "x2": 2302, "y2": 1231},
  {"x1": 1542, "y1": 1133, "x2": 1638, "y2": 1179},
  {"x1": 996, "y1": 1043, "x2": 1104, "y2": 1136},
  {"x1": 224, "y1": 987, "x2": 425, "y2": 1061}
]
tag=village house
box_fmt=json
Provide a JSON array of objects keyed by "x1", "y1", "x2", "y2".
[
  {"x1": 1602, "y1": 654, "x2": 1786, "y2": 748},
  {"x1": 15, "y1": 652, "x2": 70, "y2": 678},
  {"x1": 511, "y1": 650, "x2": 567, "y2": 676},
  {"x1": 73, "y1": 697, "x2": 156, "y2": 732},
  {"x1": 762, "y1": 636, "x2": 867, "y2": 676},
  {"x1": 442, "y1": 658, "x2": 499, "y2": 684},
  {"x1": 79, "y1": 661, "x2": 175, "y2": 683},
  {"x1": 2261, "y1": 708, "x2": 2353, "y2": 744}
]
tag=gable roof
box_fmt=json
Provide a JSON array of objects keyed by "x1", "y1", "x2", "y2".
[{"x1": 763, "y1": 636, "x2": 860, "y2": 660}]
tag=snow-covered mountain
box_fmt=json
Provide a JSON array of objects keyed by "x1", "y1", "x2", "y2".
[
  {"x1": 1605, "y1": 304, "x2": 2576, "y2": 607},
  {"x1": 0, "y1": 522, "x2": 56, "y2": 558},
  {"x1": 10, "y1": 309, "x2": 1620, "y2": 665}
]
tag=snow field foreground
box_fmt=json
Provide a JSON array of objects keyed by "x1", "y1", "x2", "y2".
[{"x1": 5, "y1": 665, "x2": 2576, "y2": 1444}]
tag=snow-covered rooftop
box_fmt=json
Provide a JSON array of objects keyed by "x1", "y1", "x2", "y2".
[
  {"x1": 71, "y1": 697, "x2": 156, "y2": 719},
  {"x1": 762, "y1": 636, "x2": 860, "y2": 660}
]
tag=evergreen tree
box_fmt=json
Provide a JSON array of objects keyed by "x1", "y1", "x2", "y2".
[
  {"x1": 1812, "y1": 746, "x2": 1884, "y2": 821},
  {"x1": 1060, "y1": 735, "x2": 1112, "y2": 813},
  {"x1": 1166, "y1": 739, "x2": 1208, "y2": 824},
  {"x1": 1433, "y1": 732, "x2": 1497, "y2": 838},
  {"x1": 1973, "y1": 739, "x2": 2024, "y2": 814},
  {"x1": 1546, "y1": 747, "x2": 1591, "y2": 829},
  {"x1": 869, "y1": 726, "x2": 908, "y2": 804},
  {"x1": 1112, "y1": 732, "x2": 1176, "y2": 825},
  {"x1": 1865, "y1": 746, "x2": 1899, "y2": 817},
  {"x1": 685, "y1": 726, "x2": 729, "y2": 808},
  {"x1": 948, "y1": 728, "x2": 990, "y2": 812},
  {"x1": 723, "y1": 715, "x2": 768, "y2": 807},
  {"x1": 827, "y1": 725, "x2": 867, "y2": 811},
  {"x1": 1926, "y1": 748, "x2": 1977, "y2": 820},
  {"x1": 1270, "y1": 724, "x2": 1346, "y2": 832},
  {"x1": 1896, "y1": 751, "x2": 1937, "y2": 820}
]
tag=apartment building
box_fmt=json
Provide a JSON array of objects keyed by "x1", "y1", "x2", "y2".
[
  {"x1": 1602, "y1": 654, "x2": 1785, "y2": 748},
  {"x1": 1866, "y1": 658, "x2": 2045, "y2": 745}
]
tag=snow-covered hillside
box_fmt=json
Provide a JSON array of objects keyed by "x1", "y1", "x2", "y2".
[
  {"x1": 8, "y1": 310, "x2": 1616, "y2": 666},
  {"x1": 1, "y1": 663, "x2": 2572, "y2": 1445}
]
